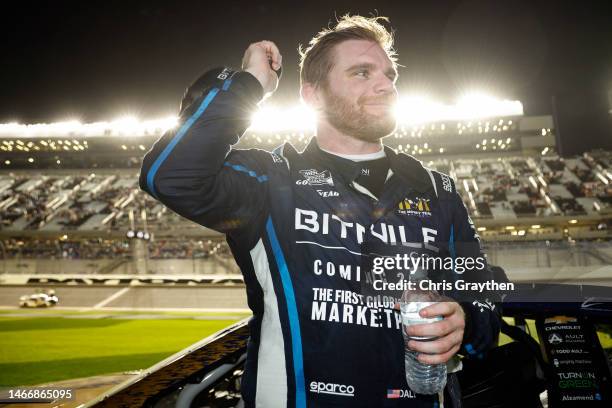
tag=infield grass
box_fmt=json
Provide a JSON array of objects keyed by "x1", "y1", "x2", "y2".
[{"x1": 0, "y1": 311, "x2": 249, "y2": 387}]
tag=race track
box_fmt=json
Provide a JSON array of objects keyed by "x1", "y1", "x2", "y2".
[{"x1": 0, "y1": 285, "x2": 249, "y2": 311}]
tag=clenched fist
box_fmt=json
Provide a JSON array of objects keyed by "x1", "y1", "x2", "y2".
[{"x1": 242, "y1": 40, "x2": 282, "y2": 96}]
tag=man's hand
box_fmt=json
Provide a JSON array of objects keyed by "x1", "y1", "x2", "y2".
[
  {"x1": 401, "y1": 301, "x2": 466, "y2": 365},
  {"x1": 242, "y1": 40, "x2": 282, "y2": 96}
]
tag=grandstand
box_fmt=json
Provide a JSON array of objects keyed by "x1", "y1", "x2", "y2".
[{"x1": 0, "y1": 108, "x2": 610, "y2": 311}]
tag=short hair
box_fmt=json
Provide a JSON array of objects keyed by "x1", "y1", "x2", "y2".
[{"x1": 299, "y1": 14, "x2": 397, "y2": 89}]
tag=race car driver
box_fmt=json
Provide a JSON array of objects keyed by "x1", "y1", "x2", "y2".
[{"x1": 140, "y1": 14, "x2": 501, "y2": 408}]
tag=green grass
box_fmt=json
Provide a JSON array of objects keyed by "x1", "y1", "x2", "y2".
[
  {"x1": 0, "y1": 313, "x2": 245, "y2": 387},
  {"x1": 0, "y1": 309, "x2": 251, "y2": 317}
]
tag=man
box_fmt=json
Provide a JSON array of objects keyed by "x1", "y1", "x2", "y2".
[{"x1": 140, "y1": 15, "x2": 500, "y2": 408}]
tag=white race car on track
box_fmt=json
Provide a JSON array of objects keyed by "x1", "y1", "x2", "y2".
[{"x1": 19, "y1": 290, "x2": 59, "y2": 308}]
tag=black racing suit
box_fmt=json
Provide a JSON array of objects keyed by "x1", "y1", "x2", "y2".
[{"x1": 139, "y1": 67, "x2": 501, "y2": 408}]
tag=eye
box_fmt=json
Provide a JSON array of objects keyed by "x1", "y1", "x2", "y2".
[{"x1": 355, "y1": 70, "x2": 369, "y2": 78}]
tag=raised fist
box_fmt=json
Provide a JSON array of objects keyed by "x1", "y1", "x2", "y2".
[{"x1": 242, "y1": 40, "x2": 282, "y2": 96}]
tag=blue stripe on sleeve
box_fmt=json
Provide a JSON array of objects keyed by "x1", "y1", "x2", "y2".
[
  {"x1": 223, "y1": 162, "x2": 268, "y2": 183},
  {"x1": 146, "y1": 87, "x2": 221, "y2": 199}
]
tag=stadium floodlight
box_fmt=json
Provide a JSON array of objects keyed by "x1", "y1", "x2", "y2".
[
  {"x1": 0, "y1": 122, "x2": 21, "y2": 135},
  {"x1": 395, "y1": 95, "x2": 446, "y2": 125},
  {"x1": 455, "y1": 92, "x2": 523, "y2": 120},
  {"x1": 0, "y1": 117, "x2": 179, "y2": 138},
  {"x1": 0, "y1": 120, "x2": 83, "y2": 138},
  {"x1": 395, "y1": 92, "x2": 523, "y2": 125},
  {"x1": 249, "y1": 105, "x2": 316, "y2": 133},
  {"x1": 0, "y1": 92, "x2": 523, "y2": 137},
  {"x1": 111, "y1": 116, "x2": 140, "y2": 135}
]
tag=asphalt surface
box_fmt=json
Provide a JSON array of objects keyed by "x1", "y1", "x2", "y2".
[{"x1": 0, "y1": 285, "x2": 249, "y2": 310}]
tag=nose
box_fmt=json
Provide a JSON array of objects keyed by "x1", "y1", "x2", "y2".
[{"x1": 373, "y1": 72, "x2": 396, "y2": 96}]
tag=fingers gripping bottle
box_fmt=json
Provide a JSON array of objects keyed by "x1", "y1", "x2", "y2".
[{"x1": 399, "y1": 274, "x2": 447, "y2": 395}]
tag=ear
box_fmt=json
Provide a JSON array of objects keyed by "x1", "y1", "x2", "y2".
[{"x1": 300, "y1": 82, "x2": 323, "y2": 110}]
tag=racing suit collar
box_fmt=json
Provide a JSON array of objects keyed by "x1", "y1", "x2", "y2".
[
  {"x1": 382, "y1": 145, "x2": 434, "y2": 194},
  {"x1": 301, "y1": 137, "x2": 433, "y2": 194},
  {"x1": 303, "y1": 137, "x2": 362, "y2": 184}
]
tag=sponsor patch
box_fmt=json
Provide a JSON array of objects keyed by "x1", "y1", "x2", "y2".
[
  {"x1": 316, "y1": 189, "x2": 339, "y2": 198},
  {"x1": 545, "y1": 316, "x2": 577, "y2": 324},
  {"x1": 397, "y1": 197, "x2": 431, "y2": 217},
  {"x1": 441, "y1": 173, "x2": 453, "y2": 192},
  {"x1": 297, "y1": 169, "x2": 334, "y2": 186},
  {"x1": 216, "y1": 68, "x2": 233, "y2": 80},
  {"x1": 548, "y1": 333, "x2": 563, "y2": 344},
  {"x1": 309, "y1": 381, "x2": 354, "y2": 397}
]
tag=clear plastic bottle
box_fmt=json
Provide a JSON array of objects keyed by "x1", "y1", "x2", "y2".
[{"x1": 400, "y1": 286, "x2": 447, "y2": 395}]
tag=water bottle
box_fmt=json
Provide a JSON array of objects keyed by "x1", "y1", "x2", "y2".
[{"x1": 400, "y1": 287, "x2": 447, "y2": 395}]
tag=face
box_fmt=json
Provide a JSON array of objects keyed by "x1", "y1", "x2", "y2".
[{"x1": 318, "y1": 39, "x2": 398, "y2": 142}]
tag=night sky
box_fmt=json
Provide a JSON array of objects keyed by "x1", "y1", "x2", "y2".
[{"x1": 2, "y1": 0, "x2": 612, "y2": 126}]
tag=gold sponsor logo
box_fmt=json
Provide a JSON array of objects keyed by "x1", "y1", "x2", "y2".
[{"x1": 398, "y1": 197, "x2": 431, "y2": 217}]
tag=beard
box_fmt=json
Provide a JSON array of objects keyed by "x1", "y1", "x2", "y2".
[{"x1": 320, "y1": 88, "x2": 397, "y2": 142}]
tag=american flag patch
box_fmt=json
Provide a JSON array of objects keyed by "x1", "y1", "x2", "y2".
[{"x1": 387, "y1": 389, "x2": 401, "y2": 399}]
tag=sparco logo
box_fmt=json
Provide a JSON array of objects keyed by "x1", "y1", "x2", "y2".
[
  {"x1": 297, "y1": 169, "x2": 334, "y2": 186},
  {"x1": 309, "y1": 381, "x2": 355, "y2": 397}
]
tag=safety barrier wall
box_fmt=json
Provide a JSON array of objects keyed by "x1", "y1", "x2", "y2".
[{"x1": 0, "y1": 258, "x2": 232, "y2": 275}]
